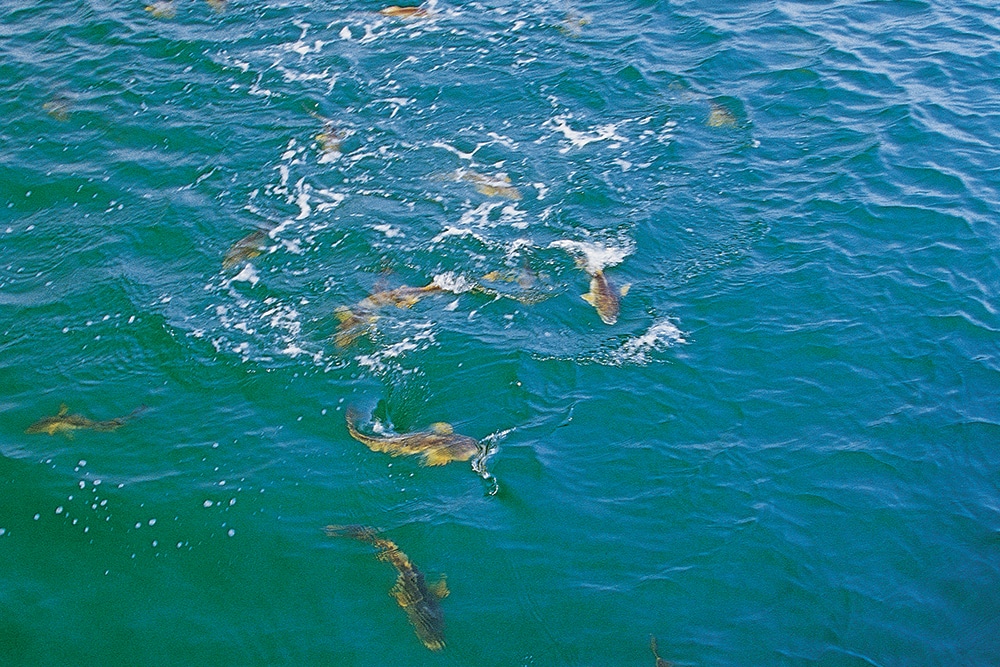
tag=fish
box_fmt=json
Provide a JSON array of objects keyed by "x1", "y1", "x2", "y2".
[
  {"x1": 145, "y1": 1, "x2": 176, "y2": 18},
  {"x1": 580, "y1": 268, "x2": 629, "y2": 325},
  {"x1": 43, "y1": 94, "x2": 72, "y2": 121},
  {"x1": 223, "y1": 230, "x2": 268, "y2": 269},
  {"x1": 707, "y1": 103, "x2": 737, "y2": 128},
  {"x1": 650, "y1": 635, "x2": 672, "y2": 667},
  {"x1": 325, "y1": 524, "x2": 449, "y2": 651},
  {"x1": 458, "y1": 171, "x2": 522, "y2": 200},
  {"x1": 333, "y1": 282, "x2": 443, "y2": 348},
  {"x1": 476, "y1": 268, "x2": 554, "y2": 305},
  {"x1": 345, "y1": 408, "x2": 480, "y2": 467},
  {"x1": 25, "y1": 404, "x2": 145, "y2": 437},
  {"x1": 379, "y1": 5, "x2": 430, "y2": 18},
  {"x1": 206, "y1": 0, "x2": 227, "y2": 12}
]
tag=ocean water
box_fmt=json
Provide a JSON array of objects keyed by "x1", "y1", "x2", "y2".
[{"x1": 2, "y1": 0, "x2": 999, "y2": 664}]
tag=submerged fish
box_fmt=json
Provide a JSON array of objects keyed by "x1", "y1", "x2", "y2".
[
  {"x1": 580, "y1": 268, "x2": 629, "y2": 325},
  {"x1": 26, "y1": 404, "x2": 145, "y2": 437},
  {"x1": 223, "y1": 229, "x2": 268, "y2": 269},
  {"x1": 346, "y1": 408, "x2": 480, "y2": 467},
  {"x1": 380, "y1": 5, "x2": 430, "y2": 18},
  {"x1": 477, "y1": 268, "x2": 553, "y2": 305},
  {"x1": 206, "y1": 0, "x2": 227, "y2": 12},
  {"x1": 145, "y1": 1, "x2": 176, "y2": 18},
  {"x1": 707, "y1": 103, "x2": 737, "y2": 128},
  {"x1": 43, "y1": 94, "x2": 72, "y2": 121},
  {"x1": 325, "y1": 524, "x2": 448, "y2": 651},
  {"x1": 333, "y1": 282, "x2": 443, "y2": 348},
  {"x1": 458, "y1": 171, "x2": 522, "y2": 200},
  {"x1": 650, "y1": 635, "x2": 672, "y2": 667}
]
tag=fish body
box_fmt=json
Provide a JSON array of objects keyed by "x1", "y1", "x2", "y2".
[
  {"x1": 325, "y1": 525, "x2": 448, "y2": 651},
  {"x1": 346, "y1": 409, "x2": 479, "y2": 467},
  {"x1": 26, "y1": 404, "x2": 144, "y2": 437},
  {"x1": 707, "y1": 103, "x2": 737, "y2": 128},
  {"x1": 43, "y1": 95, "x2": 72, "y2": 121},
  {"x1": 333, "y1": 283, "x2": 442, "y2": 348},
  {"x1": 459, "y1": 171, "x2": 522, "y2": 200},
  {"x1": 380, "y1": 5, "x2": 430, "y2": 18},
  {"x1": 145, "y1": 1, "x2": 176, "y2": 18},
  {"x1": 223, "y1": 230, "x2": 268, "y2": 269},
  {"x1": 581, "y1": 269, "x2": 629, "y2": 325},
  {"x1": 206, "y1": 0, "x2": 227, "y2": 12}
]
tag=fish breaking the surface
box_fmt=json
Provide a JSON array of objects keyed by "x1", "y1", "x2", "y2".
[
  {"x1": 25, "y1": 404, "x2": 145, "y2": 437},
  {"x1": 580, "y1": 268, "x2": 629, "y2": 325},
  {"x1": 324, "y1": 524, "x2": 448, "y2": 651},
  {"x1": 379, "y1": 5, "x2": 430, "y2": 18},
  {"x1": 345, "y1": 408, "x2": 480, "y2": 467}
]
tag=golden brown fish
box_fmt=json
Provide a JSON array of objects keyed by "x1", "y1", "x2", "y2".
[
  {"x1": 707, "y1": 103, "x2": 737, "y2": 128},
  {"x1": 25, "y1": 404, "x2": 145, "y2": 437},
  {"x1": 223, "y1": 230, "x2": 268, "y2": 269},
  {"x1": 580, "y1": 268, "x2": 629, "y2": 325},
  {"x1": 459, "y1": 171, "x2": 522, "y2": 200},
  {"x1": 145, "y1": 1, "x2": 176, "y2": 18},
  {"x1": 380, "y1": 5, "x2": 430, "y2": 18},
  {"x1": 206, "y1": 0, "x2": 227, "y2": 12},
  {"x1": 346, "y1": 408, "x2": 479, "y2": 467},
  {"x1": 333, "y1": 282, "x2": 443, "y2": 348},
  {"x1": 325, "y1": 524, "x2": 448, "y2": 651}
]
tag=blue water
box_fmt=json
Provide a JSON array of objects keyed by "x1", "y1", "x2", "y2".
[{"x1": 2, "y1": 0, "x2": 999, "y2": 665}]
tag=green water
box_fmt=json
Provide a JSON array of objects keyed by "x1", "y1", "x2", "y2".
[{"x1": 2, "y1": 0, "x2": 999, "y2": 665}]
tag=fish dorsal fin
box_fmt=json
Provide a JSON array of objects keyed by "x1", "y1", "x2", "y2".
[
  {"x1": 581, "y1": 292, "x2": 596, "y2": 305},
  {"x1": 58, "y1": 404, "x2": 69, "y2": 416},
  {"x1": 430, "y1": 576, "x2": 449, "y2": 599},
  {"x1": 431, "y1": 422, "x2": 453, "y2": 435},
  {"x1": 619, "y1": 283, "x2": 631, "y2": 297}
]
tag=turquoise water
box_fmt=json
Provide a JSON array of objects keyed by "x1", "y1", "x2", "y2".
[{"x1": 2, "y1": 0, "x2": 999, "y2": 664}]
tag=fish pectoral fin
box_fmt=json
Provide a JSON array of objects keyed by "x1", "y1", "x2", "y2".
[
  {"x1": 422, "y1": 449, "x2": 454, "y2": 467},
  {"x1": 619, "y1": 283, "x2": 631, "y2": 297},
  {"x1": 581, "y1": 292, "x2": 596, "y2": 305},
  {"x1": 430, "y1": 576, "x2": 449, "y2": 600},
  {"x1": 58, "y1": 404, "x2": 69, "y2": 416},
  {"x1": 431, "y1": 422, "x2": 453, "y2": 435}
]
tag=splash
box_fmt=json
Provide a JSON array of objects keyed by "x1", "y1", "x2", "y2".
[{"x1": 548, "y1": 239, "x2": 633, "y2": 274}]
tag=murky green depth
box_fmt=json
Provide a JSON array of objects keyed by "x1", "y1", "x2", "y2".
[{"x1": 2, "y1": 1, "x2": 999, "y2": 665}]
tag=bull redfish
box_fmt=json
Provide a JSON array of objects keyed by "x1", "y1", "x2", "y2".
[
  {"x1": 145, "y1": 1, "x2": 176, "y2": 18},
  {"x1": 380, "y1": 6, "x2": 430, "y2": 18},
  {"x1": 223, "y1": 230, "x2": 268, "y2": 269},
  {"x1": 26, "y1": 404, "x2": 145, "y2": 437},
  {"x1": 333, "y1": 282, "x2": 443, "y2": 348},
  {"x1": 345, "y1": 408, "x2": 479, "y2": 467},
  {"x1": 325, "y1": 524, "x2": 448, "y2": 651},
  {"x1": 581, "y1": 268, "x2": 629, "y2": 325}
]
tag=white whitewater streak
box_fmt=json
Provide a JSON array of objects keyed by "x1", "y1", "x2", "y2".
[
  {"x1": 609, "y1": 319, "x2": 687, "y2": 366},
  {"x1": 549, "y1": 239, "x2": 633, "y2": 273},
  {"x1": 543, "y1": 114, "x2": 630, "y2": 153}
]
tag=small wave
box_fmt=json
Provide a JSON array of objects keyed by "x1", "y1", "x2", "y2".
[{"x1": 607, "y1": 318, "x2": 687, "y2": 365}]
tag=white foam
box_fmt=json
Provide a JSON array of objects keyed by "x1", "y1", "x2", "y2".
[
  {"x1": 543, "y1": 115, "x2": 630, "y2": 153},
  {"x1": 230, "y1": 264, "x2": 259, "y2": 286},
  {"x1": 432, "y1": 271, "x2": 474, "y2": 294},
  {"x1": 549, "y1": 239, "x2": 633, "y2": 273},
  {"x1": 610, "y1": 319, "x2": 687, "y2": 366}
]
